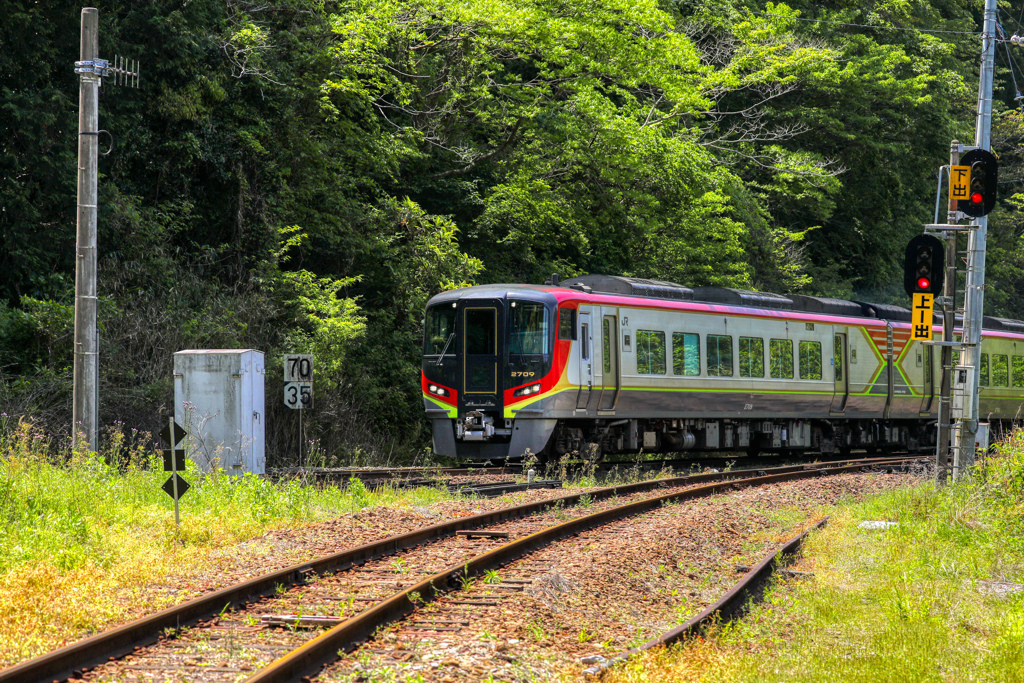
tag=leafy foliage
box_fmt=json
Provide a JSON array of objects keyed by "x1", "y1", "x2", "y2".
[{"x1": 3, "y1": 0, "x2": 1023, "y2": 460}]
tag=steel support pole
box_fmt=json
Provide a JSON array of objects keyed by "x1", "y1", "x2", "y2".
[
  {"x1": 955, "y1": 0, "x2": 998, "y2": 479},
  {"x1": 72, "y1": 8, "x2": 100, "y2": 453},
  {"x1": 936, "y1": 143, "x2": 959, "y2": 485}
]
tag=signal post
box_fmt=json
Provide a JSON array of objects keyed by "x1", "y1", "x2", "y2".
[{"x1": 915, "y1": 145, "x2": 997, "y2": 483}]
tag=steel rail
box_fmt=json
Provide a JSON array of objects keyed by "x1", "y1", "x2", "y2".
[
  {"x1": 243, "y1": 460, "x2": 916, "y2": 683},
  {"x1": 584, "y1": 517, "x2": 831, "y2": 676},
  {"x1": 0, "y1": 456, "x2": 917, "y2": 683}
]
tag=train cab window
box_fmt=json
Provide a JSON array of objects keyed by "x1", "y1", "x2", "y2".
[
  {"x1": 637, "y1": 330, "x2": 666, "y2": 375},
  {"x1": 707, "y1": 334, "x2": 733, "y2": 377},
  {"x1": 581, "y1": 323, "x2": 590, "y2": 360},
  {"x1": 769, "y1": 339, "x2": 793, "y2": 379},
  {"x1": 992, "y1": 354, "x2": 1008, "y2": 387},
  {"x1": 466, "y1": 308, "x2": 496, "y2": 354},
  {"x1": 508, "y1": 302, "x2": 549, "y2": 356},
  {"x1": 672, "y1": 332, "x2": 700, "y2": 376},
  {"x1": 1013, "y1": 356, "x2": 1024, "y2": 387},
  {"x1": 799, "y1": 341, "x2": 822, "y2": 380},
  {"x1": 558, "y1": 307, "x2": 577, "y2": 340},
  {"x1": 980, "y1": 353, "x2": 989, "y2": 387},
  {"x1": 424, "y1": 304, "x2": 457, "y2": 355},
  {"x1": 739, "y1": 337, "x2": 764, "y2": 378}
]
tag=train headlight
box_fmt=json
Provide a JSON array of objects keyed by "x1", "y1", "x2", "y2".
[
  {"x1": 428, "y1": 384, "x2": 449, "y2": 397},
  {"x1": 514, "y1": 382, "x2": 542, "y2": 397}
]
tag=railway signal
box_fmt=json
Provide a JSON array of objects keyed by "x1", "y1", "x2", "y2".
[
  {"x1": 956, "y1": 148, "x2": 998, "y2": 217},
  {"x1": 903, "y1": 234, "x2": 944, "y2": 297}
]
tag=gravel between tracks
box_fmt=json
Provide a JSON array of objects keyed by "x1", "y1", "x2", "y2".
[
  {"x1": 128, "y1": 487, "x2": 601, "y2": 613},
  {"x1": 316, "y1": 470, "x2": 921, "y2": 683}
]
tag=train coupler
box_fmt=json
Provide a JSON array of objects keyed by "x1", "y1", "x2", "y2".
[{"x1": 457, "y1": 411, "x2": 495, "y2": 441}]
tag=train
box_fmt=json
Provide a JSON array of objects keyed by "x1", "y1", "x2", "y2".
[{"x1": 421, "y1": 274, "x2": 1024, "y2": 462}]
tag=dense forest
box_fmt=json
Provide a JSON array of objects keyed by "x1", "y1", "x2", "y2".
[{"x1": 3, "y1": 0, "x2": 1024, "y2": 462}]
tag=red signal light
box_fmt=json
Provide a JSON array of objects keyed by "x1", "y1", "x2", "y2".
[
  {"x1": 971, "y1": 192, "x2": 983, "y2": 204},
  {"x1": 917, "y1": 277, "x2": 931, "y2": 290}
]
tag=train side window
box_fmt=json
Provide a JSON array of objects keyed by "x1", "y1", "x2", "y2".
[
  {"x1": 739, "y1": 337, "x2": 764, "y2": 377},
  {"x1": 834, "y1": 335, "x2": 843, "y2": 382},
  {"x1": 992, "y1": 354, "x2": 1008, "y2": 387},
  {"x1": 1013, "y1": 356, "x2": 1024, "y2": 387},
  {"x1": 769, "y1": 339, "x2": 793, "y2": 379},
  {"x1": 637, "y1": 330, "x2": 666, "y2": 375},
  {"x1": 558, "y1": 307, "x2": 577, "y2": 340},
  {"x1": 799, "y1": 340, "x2": 822, "y2": 380},
  {"x1": 603, "y1": 319, "x2": 612, "y2": 373},
  {"x1": 581, "y1": 323, "x2": 590, "y2": 361},
  {"x1": 707, "y1": 334, "x2": 733, "y2": 377},
  {"x1": 672, "y1": 332, "x2": 700, "y2": 376},
  {"x1": 980, "y1": 353, "x2": 989, "y2": 386}
]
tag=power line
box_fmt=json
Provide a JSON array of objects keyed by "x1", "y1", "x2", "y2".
[
  {"x1": 682, "y1": 1, "x2": 981, "y2": 36},
  {"x1": 996, "y1": 18, "x2": 1024, "y2": 107}
]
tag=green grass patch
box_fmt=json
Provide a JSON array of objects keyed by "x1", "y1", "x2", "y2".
[
  {"x1": 606, "y1": 436, "x2": 1024, "y2": 683},
  {"x1": 0, "y1": 420, "x2": 455, "y2": 664}
]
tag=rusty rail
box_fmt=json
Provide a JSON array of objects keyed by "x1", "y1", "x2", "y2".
[
  {"x1": 244, "y1": 462, "x2": 911, "y2": 683},
  {"x1": 0, "y1": 456, "x2": 918, "y2": 683},
  {"x1": 584, "y1": 517, "x2": 831, "y2": 676}
]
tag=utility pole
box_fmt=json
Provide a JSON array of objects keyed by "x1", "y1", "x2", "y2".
[
  {"x1": 71, "y1": 9, "x2": 138, "y2": 453},
  {"x1": 72, "y1": 8, "x2": 100, "y2": 453},
  {"x1": 953, "y1": 0, "x2": 998, "y2": 479}
]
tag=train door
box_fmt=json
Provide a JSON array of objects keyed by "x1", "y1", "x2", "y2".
[
  {"x1": 919, "y1": 343, "x2": 935, "y2": 414},
  {"x1": 831, "y1": 331, "x2": 849, "y2": 413},
  {"x1": 576, "y1": 312, "x2": 593, "y2": 409},
  {"x1": 600, "y1": 315, "x2": 620, "y2": 410},
  {"x1": 462, "y1": 303, "x2": 501, "y2": 403}
]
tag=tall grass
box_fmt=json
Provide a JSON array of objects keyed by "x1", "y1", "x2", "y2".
[
  {"x1": 605, "y1": 435, "x2": 1024, "y2": 683},
  {"x1": 0, "y1": 418, "x2": 453, "y2": 664}
]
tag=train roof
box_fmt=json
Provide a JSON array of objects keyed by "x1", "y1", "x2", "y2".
[{"x1": 425, "y1": 275, "x2": 1024, "y2": 335}]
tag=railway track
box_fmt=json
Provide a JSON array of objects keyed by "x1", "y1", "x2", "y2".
[
  {"x1": 0, "y1": 456, "x2": 923, "y2": 683},
  {"x1": 274, "y1": 451, "x2": 924, "y2": 483},
  {"x1": 583, "y1": 517, "x2": 830, "y2": 676}
]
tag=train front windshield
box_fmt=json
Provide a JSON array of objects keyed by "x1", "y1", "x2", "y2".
[
  {"x1": 424, "y1": 305, "x2": 457, "y2": 355},
  {"x1": 507, "y1": 301, "x2": 553, "y2": 377}
]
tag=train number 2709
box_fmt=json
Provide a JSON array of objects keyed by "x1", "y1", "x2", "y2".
[{"x1": 511, "y1": 371, "x2": 536, "y2": 378}]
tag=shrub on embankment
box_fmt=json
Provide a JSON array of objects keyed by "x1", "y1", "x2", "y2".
[{"x1": 606, "y1": 433, "x2": 1024, "y2": 683}]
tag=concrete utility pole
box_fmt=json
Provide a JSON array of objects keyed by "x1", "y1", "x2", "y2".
[
  {"x1": 70, "y1": 9, "x2": 138, "y2": 453},
  {"x1": 954, "y1": 0, "x2": 998, "y2": 479},
  {"x1": 72, "y1": 8, "x2": 100, "y2": 453}
]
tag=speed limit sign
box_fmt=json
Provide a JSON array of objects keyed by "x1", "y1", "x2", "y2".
[
  {"x1": 284, "y1": 381, "x2": 312, "y2": 409},
  {"x1": 284, "y1": 355, "x2": 313, "y2": 410}
]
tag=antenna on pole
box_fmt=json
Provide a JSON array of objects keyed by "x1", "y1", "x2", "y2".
[{"x1": 71, "y1": 8, "x2": 141, "y2": 455}]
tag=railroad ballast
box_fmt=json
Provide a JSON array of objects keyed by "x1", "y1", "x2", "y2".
[{"x1": 421, "y1": 275, "x2": 1024, "y2": 462}]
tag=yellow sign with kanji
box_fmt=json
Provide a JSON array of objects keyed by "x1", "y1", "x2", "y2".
[
  {"x1": 912, "y1": 293, "x2": 934, "y2": 340},
  {"x1": 950, "y1": 165, "x2": 971, "y2": 201}
]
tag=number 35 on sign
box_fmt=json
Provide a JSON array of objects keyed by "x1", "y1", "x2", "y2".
[{"x1": 284, "y1": 354, "x2": 313, "y2": 409}]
